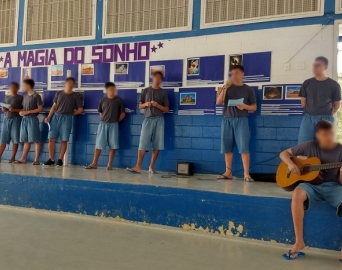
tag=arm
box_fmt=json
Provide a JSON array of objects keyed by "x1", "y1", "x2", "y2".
[
  {"x1": 216, "y1": 80, "x2": 231, "y2": 105},
  {"x1": 21, "y1": 105, "x2": 43, "y2": 116},
  {"x1": 139, "y1": 102, "x2": 151, "y2": 109},
  {"x1": 119, "y1": 112, "x2": 125, "y2": 121},
  {"x1": 300, "y1": 97, "x2": 306, "y2": 108},
  {"x1": 153, "y1": 103, "x2": 169, "y2": 113},
  {"x1": 73, "y1": 107, "x2": 84, "y2": 116},
  {"x1": 279, "y1": 148, "x2": 301, "y2": 175},
  {"x1": 1, "y1": 107, "x2": 6, "y2": 112},
  {"x1": 44, "y1": 103, "x2": 57, "y2": 123},
  {"x1": 334, "y1": 101, "x2": 341, "y2": 114},
  {"x1": 237, "y1": 103, "x2": 257, "y2": 112}
]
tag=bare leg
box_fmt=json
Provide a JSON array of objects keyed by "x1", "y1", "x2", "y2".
[
  {"x1": 218, "y1": 153, "x2": 233, "y2": 179},
  {"x1": 149, "y1": 150, "x2": 159, "y2": 172},
  {"x1": 107, "y1": 149, "x2": 115, "y2": 168},
  {"x1": 18, "y1": 142, "x2": 31, "y2": 162},
  {"x1": 129, "y1": 150, "x2": 146, "y2": 173},
  {"x1": 58, "y1": 141, "x2": 68, "y2": 160},
  {"x1": 289, "y1": 188, "x2": 306, "y2": 257},
  {"x1": 0, "y1": 144, "x2": 7, "y2": 161},
  {"x1": 241, "y1": 153, "x2": 252, "y2": 180},
  {"x1": 34, "y1": 142, "x2": 41, "y2": 164},
  {"x1": 48, "y1": 139, "x2": 56, "y2": 160},
  {"x1": 10, "y1": 144, "x2": 19, "y2": 162}
]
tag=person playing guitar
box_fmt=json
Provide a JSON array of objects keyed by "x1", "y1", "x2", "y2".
[{"x1": 279, "y1": 120, "x2": 342, "y2": 261}]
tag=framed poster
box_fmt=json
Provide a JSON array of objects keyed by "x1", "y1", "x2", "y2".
[
  {"x1": 0, "y1": 67, "x2": 21, "y2": 90},
  {"x1": 114, "y1": 61, "x2": 145, "y2": 88},
  {"x1": 117, "y1": 89, "x2": 138, "y2": 114},
  {"x1": 81, "y1": 63, "x2": 110, "y2": 88},
  {"x1": 22, "y1": 67, "x2": 48, "y2": 90},
  {"x1": 178, "y1": 87, "x2": 216, "y2": 115},
  {"x1": 51, "y1": 64, "x2": 79, "y2": 89},
  {"x1": 187, "y1": 55, "x2": 225, "y2": 86}
]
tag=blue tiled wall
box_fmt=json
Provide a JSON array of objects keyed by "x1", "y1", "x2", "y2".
[{"x1": 0, "y1": 92, "x2": 302, "y2": 176}]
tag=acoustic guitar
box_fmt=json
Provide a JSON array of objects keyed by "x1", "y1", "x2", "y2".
[{"x1": 276, "y1": 157, "x2": 342, "y2": 191}]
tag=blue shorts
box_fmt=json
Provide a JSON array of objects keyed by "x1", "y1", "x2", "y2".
[
  {"x1": 0, "y1": 117, "x2": 21, "y2": 144},
  {"x1": 297, "y1": 182, "x2": 342, "y2": 217},
  {"x1": 48, "y1": 113, "x2": 73, "y2": 141},
  {"x1": 298, "y1": 114, "x2": 334, "y2": 144},
  {"x1": 138, "y1": 117, "x2": 165, "y2": 151},
  {"x1": 20, "y1": 116, "x2": 40, "y2": 143},
  {"x1": 221, "y1": 117, "x2": 250, "y2": 154},
  {"x1": 95, "y1": 122, "x2": 119, "y2": 150}
]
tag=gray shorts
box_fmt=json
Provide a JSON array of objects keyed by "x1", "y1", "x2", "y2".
[
  {"x1": 138, "y1": 117, "x2": 164, "y2": 151},
  {"x1": 297, "y1": 182, "x2": 342, "y2": 217}
]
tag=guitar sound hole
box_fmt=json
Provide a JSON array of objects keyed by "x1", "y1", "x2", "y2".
[{"x1": 302, "y1": 166, "x2": 311, "y2": 174}]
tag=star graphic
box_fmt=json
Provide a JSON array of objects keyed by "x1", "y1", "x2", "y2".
[
  {"x1": 0, "y1": 56, "x2": 3, "y2": 62},
  {"x1": 157, "y1": 42, "x2": 164, "y2": 48},
  {"x1": 151, "y1": 45, "x2": 157, "y2": 53}
]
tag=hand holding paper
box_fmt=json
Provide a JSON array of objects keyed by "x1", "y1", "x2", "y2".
[
  {"x1": 0, "y1": 102, "x2": 10, "y2": 109},
  {"x1": 227, "y1": 98, "x2": 244, "y2": 106}
]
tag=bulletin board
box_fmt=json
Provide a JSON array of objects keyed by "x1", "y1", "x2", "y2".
[
  {"x1": 0, "y1": 67, "x2": 21, "y2": 90},
  {"x1": 261, "y1": 84, "x2": 303, "y2": 115},
  {"x1": 43, "y1": 90, "x2": 58, "y2": 109},
  {"x1": 164, "y1": 88, "x2": 175, "y2": 114},
  {"x1": 149, "y1": 60, "x2": 183, "y2": 87},
  {"x1": 22, "y1": 67, "x2": 48, "y2": 90},
  {"x1": 81, "y1": 90, "x2": 104, "y2": 112},
  {"x1": 117, "y1": 89, "x2": 138, "y2": 114},
  {"x1": 80, "y1": 63, "x2": 110, "y2": 88},
  {"x1": 187, "y1": 56, "x2": 225, "y2": 86},
  {"x1": 178, "y1": 87, "x2": 216, "y2": 115},
  {"x1": 51, "y1": 64, "x2": 79, "y2": 89},
  {"x1": 114, "y1": 62, "x2": 145, "y2": 88}
]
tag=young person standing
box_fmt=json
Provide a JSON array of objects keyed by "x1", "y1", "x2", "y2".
[
  {"x1": 298, "y1": 56, "x2": 341, "y2": 144},
  {"x1": 43, "y1": 77, "x2": 83, "y2": 167},
  {"x1": 126, "y1": 71, "x2": 169, "y2": 174},
  {"x1": 85, "y1": 82, "x2": 125, "y2": 170},
  {"x1": 216, "y1": 65, "x2": 257, "y2": 182},
  {"x1": 15, "y1": 79, "x2": 43, "y2": 165},
  {"x1": 0, "y1": 82, "x2": 23, "y2": 162}
]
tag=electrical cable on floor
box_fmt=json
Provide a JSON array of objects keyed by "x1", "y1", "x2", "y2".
[{"x1": 161, "y1": 153, "x2": 280, "y2": 181}]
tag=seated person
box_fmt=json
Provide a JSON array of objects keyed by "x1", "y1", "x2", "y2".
[{"x1": 279, "y1": 120, "x2": 342, "y2": 261}]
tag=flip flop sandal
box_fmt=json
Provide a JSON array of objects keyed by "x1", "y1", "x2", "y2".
[
  {"x1": 13, "y1": 160, "x2": 26, "y2": 164},
  {"x1": 126, "y1": 168, "x2": 140, "y2": 174},
  {"x1": 282, "y1": 250, "x2": 305, "y2": 260},
  {"x1": 149, "y1": 170, "x2": 157, "y2": 174},
  {"x1": 8, "y1": 160, "x2": 14, "y2": 163},
  {"x1": 244, "y1": 177, "x2": 254, "y2": 182},
  {"x1": 216, "y1": 175, "x2": 233, "y2": 180},
  {"x1": 84, "y1": 165, "x2": 97, "y2": 170},
  {"x1": 32, "y1": 162, "x2": 40, "y2": 165},
  {"x1": 107, "y1": 167, "x2": 113, "y2": 171}
]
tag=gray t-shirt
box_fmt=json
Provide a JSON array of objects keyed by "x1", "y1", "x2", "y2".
[
  {"x1": 22, "y1": 92, "x2": 43, "y2": 117},
  {"x1": 291, "y1": 141, "x2": 342, "y2": 183},
  {"x1": 53, "y1": 91, "x2": 83, "y2": 115},
  {"x1": 3, "y1": 95, "x2": 23, "y2": 118},
  {"x1": 98, "y1": 96, "x2": 125, "y2": 123},
  {"x1": 140, "y1": 87, "x2": 169, "y2": 118},
  {"x1": 223, "y1": 84, "x2": 256, "y2": 117},
  {"x1": 299, "y1": 78, "x2": 341, "y2": 115}
]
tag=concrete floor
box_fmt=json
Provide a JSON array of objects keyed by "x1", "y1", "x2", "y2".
[
  {"x1": 0, "y1": 163, "x2": 291, "y2": 198},
  {"x1": 0, "y1": 206, "x2": 340, "y2": 270}
]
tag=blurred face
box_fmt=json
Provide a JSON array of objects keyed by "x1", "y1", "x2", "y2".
[
  {"x1": 10, "y1": 84, "x2": 19, "y2": 95},
  {"x1": 230, "y1": 68, "x2": 244, "y2": 84},
  {"x1": 65, "y1": 80, "x2": 75, "y2": 92},
  {"x1": 316, "y1": 128, "x2": 335, "y2": 149},
  {"x1": 106, "y1": 86, "x2": 116, "y2": 97},
  {"x1": 152, "y1": 74, "x2": 162, "y2": 87},
  {"x1": 22, "y1": 82, "x2": 30, "y2": 92},
  {"x1": 312, "y1": 60, "x2": 327, "y2": 77}
]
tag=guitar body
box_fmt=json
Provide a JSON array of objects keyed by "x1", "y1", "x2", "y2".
[{"x1": 276, "y1": 157, "x2": 323, "y2": 191}]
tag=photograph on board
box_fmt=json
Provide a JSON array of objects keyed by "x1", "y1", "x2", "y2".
[
  {"x1": 0, "y1": 68, "x2": 8, "y2": 79},
  {"x1": 51, "y1": 65, "x2": 64, "y2": 76},
  {"x1": 115, "y1": 63, "x2": 129, "y2": 74},
  {"x1": 81, "y1": 64, "x2": 94, "y2": 76},
  {"x1": 285, "y1": 85, "x2": 301, "y2": 100},
  {"x1": 150, "y1": 65, "x2": 165, "y2": 77},
  {"x1": 180, "y1": 92, "x2": 196, "y2": 105},
  {"x1": 263, "y1": 86, "x2": 283, "y2": 100},
  {"x1": 187, "y1": 58, "x2": 200, "y2": 75},
  {"x1": 229, "y1": 55, "x2": 242, "y2": 71},
  {"x1": 23, "y1": 68, "x2": 31, "y2": 79}
]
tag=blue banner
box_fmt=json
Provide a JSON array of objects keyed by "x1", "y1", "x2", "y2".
[
  {"x1": 0, "y1": 67, "x2": 21, "y2": 90},
  {"x1": 178, "y1": 87, "x2": 216, "y2": 115},
  {"x1": 261, "y1": 84, "x2": 303, "y2": 115},
  {"x1": 114, "y1": 62, "x2": 145, "y2": 88},
  {"x1": 117, "y1": 89, "x2": 137, "y2": 114},
  {"x1": 51, "y1": 64, "x2": 79, "y2": 89},
  {"x1": 22, "y1": 67, "x2": 48, "y2": 90},
  {"x1": 187, "y1": 56, "x2": 224, "y2": 86},
  {"x1": 81, "y1": 63, "x2": 110, "y2": 88},
  {"x1": 242, "y1": 52, "x2": 271, "y2": 83},
  {"x1": 149, "y1": 60, "x2": 183, "y2": 87}
]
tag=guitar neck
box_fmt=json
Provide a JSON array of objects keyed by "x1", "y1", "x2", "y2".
[{"x1": 309, "y1": 162, "x2": 342, "y2": 171}]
